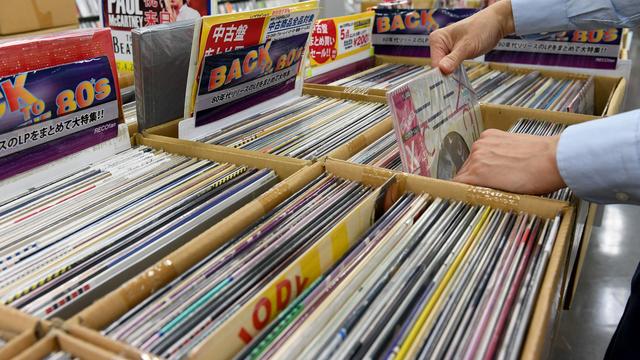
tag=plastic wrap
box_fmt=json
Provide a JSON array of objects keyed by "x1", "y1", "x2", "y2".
[{"x1": 132, "y1": 20, "x2": 196, "y2": 131}]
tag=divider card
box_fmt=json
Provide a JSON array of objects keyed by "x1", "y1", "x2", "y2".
[
  {"x1": 181, "y1": 1, "x2": 319, "y2": 140},
  {"x1": 101, "y1": 0, "x2": 212, "y2": 71},
  {"x1": 387, "y1": 65, "x2": 483, "y2": 179},
  {"x1": 0, "y1": 28, "x2": 122, "y2": 181},
  {"x1": 373, "y1": 8, "x2": 478, "y2": 58},
  {"x1": 485, "y1": 29, "x2": 623, "y2": 70},
  {"x1": 306, "y1": 11, "x2": 375, "y2": 79}
]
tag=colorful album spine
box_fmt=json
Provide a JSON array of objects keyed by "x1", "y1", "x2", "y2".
[
  {"x1": 188, "y1": 184, "x2": 381, "y2": 359},
  {"x1": 0, "y1": 28, "x2": 122, "y2": 181},
  {"x1": 181, "y1": 1, "x2": 319, "y2": 140},
  {"x1": 305, "y1": 11, "x2": 375, "y2": 81}
]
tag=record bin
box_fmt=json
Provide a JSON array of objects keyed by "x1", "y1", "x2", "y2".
[
  {"x1": 140, "y1": 88, "x2": 597, "y2": 311},
  {"x1": 0, "y1": 129, "x2": 308, "y2": 321},
  {"x1": 0, "y1": 306, "x2": 48, "y2": 360},
  {"x1": 328, "y1": 102, "x2": 600, "y2": 310},
  {"x1": 66, "y1": 158, "x2": 573, "y2": 360},
  {"x1": 10, "y1": 329, "x2": 145, "y2": 360},
  {"x1": 304, "y1": 55, "x2": 626, "y2": 117}
]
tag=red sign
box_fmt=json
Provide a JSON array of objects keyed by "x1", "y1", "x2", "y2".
[{"x1": 309, "y1": 19, "x2": 337, "y2": 64}]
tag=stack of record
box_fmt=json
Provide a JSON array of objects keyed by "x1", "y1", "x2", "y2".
[
  {"x1": 351, "y1": 118, "x2": 573, "y2": 201},
  {"x1": 104, "y1": 174, "x2": 373, "y2": 359},
  {"x1": 123, "y1": 101, "x2": 138, "y2": 128},
  {"x1": 330, "y1": 63, "x2": 431, "y2": 90},
  {"x1": 0, "y1": 147, "x2": 277, "y2": 318},
  {"x1": 239, "y1": 194, "x2": 563, "y2": 360},
  {"x1": 508, "y1": 119, "x2": 570, "y2": 201},
  {"x1": 471, "y1": 70, "x2": 595, "y2": 114},
  {"x1": 349, "y1": 131, "x2": 402, "y2": 171},
  {"x1": 201, "y1": 96, "x2": 389, "y2": 160}
]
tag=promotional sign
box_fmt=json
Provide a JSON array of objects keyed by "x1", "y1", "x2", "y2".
[
  {"x1": 388, "y1": 66, "x2": 482, "y2": 179},
  {"x1": 101, "y1": 0, "x2": 212, "y2": 71},
  {"x1": 181, "y1": 1, "x2": 319, "y2": 140},
  {"x1": 485, "y1": 29, "x2": 623, "y2": 70},
  {"x1": 307, "y1": 11, "x2": 375, "y2": 78},
  {"x1": 373, "y1": 8, "x2": 478, "y2": 58},
  {"x1": 0, "y1": 29, "x2": 121, "y2": 181}
]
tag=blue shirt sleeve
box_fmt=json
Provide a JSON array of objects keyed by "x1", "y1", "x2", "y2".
[
  {"x1": 511, "y1": 0, "x2": 640, "y2": 35},
  {"x1": 556, "y1": 111, "x2": 640, "y2": 204}
]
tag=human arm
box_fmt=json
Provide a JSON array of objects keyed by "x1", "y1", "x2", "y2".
[
  {"x1": 430, "y1": 0, "x2": 640, "y2": 74},
  {"x1": 454, "y1": 110, "x2": 640, "y2": 205}
]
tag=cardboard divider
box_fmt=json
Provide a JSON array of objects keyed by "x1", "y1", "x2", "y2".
[
  {"x1": 136, "y1": 134, "x2": 310, "y2": 180},
  {"x1": 303, "y1": 55, "x2": 626, "y2": 116},
  {"x1": 0, "y1": 306, "x2": 48, "y2": 360},
  {"x1": 327, "y1": 117, "x2": 394, "y2": 161},
  {"x1": 63, "y1": 324, "x2": 155, "y2": 360},
  {"x1": 13, "y1": 330, "x2": 126, "y2": 360}
]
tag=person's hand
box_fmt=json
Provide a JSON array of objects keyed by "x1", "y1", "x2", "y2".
[
  {"x1": 430, "y1": 0, "x2": 515, "y2": 74},
  {"x1": 454, "y1": 129, "x2": 567, "y2": 195}
]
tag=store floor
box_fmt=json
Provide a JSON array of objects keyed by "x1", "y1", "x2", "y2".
[{"x1": 550, "y1": 36, "x2": 640, "y2": 360}]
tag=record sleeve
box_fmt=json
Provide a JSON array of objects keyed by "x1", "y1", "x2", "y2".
[
  {"x1": 387, "y1": 65, "x2": 483, "y2": 179},
  {"x1": 132, "y1": 20, "x2": 196, "y2": 131}
]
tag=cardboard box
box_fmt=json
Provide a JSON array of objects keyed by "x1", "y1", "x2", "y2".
[
  {"x1": 0, "y1": 306, "x2": 48, "y2": 360},
  {"x1": 327, "y1": 103, "x2": 599, "y2": 311},
  {"x1": 12, "y1": 330, "x2": 136, "y2": 360},
  {"x1": 304, "y1": 55, "x2": 627, "y2": 117},
  {"x1": 67, "y1": 155, "x2": 572, "y2": 360},
  {"x1": 0, "y1": 0, "x2": 78, "y2": 36}
]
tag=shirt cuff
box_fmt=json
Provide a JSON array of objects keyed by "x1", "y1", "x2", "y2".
[
  {"x1": 556, "y1": 114, "x2": 640, "y2": 204},
  {"x1": 511, "y1": 0, "x2": 572, "y2": 35}
]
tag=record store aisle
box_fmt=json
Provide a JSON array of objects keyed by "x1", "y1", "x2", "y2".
[{"x1": 551, "y1": 36, "x2": 640, "y2": 360}]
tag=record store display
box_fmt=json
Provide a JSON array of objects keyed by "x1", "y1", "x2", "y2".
[
  {"x1": 0, "y1": 2, "x2": 629, "y2": 358},
  {"x1": 239, "y1": 194, "x2": 563, "y2": 360},
  {"x1": 217, "y1": 0, "x2": 301, "y2": 14},
  {"x1": 200, "y1": 96, "x2": 390, "y2": 160},
  {"x1": 470, "y1": 70, "x2": 595, "y2": 115},
  {"x1": 329, "y1": 63, "x2": 431, "y2": 90},
  {"x1": 104, "y1": 173, "x2": 374, "y2": 359},
  {"x1": 0, "y1": 147, "x2": 278, "y2": 319}
]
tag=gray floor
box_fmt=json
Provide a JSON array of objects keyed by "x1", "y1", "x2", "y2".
[{"x1": 550, "y1": 36, "x2": 640, "y2": 359}]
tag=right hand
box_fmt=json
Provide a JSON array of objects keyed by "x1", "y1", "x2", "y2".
[{"x1": 430, "y1": 0, "x2": 516, "y2": 74}]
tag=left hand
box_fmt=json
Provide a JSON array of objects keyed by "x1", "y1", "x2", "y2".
[{"x1": 454, "y1": 129, "x2": 567, "y2": 195}]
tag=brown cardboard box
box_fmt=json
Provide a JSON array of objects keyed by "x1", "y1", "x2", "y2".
[
  {"x1": 304, "y1": 55, "x2": 627, "y2": 117},
  {"x1": 12, "y1": 330, "x2": 138, "y2": 360},
  {"x1": 0, "y1": 0, "x2": 78, "y2": 36},
  {"x1": 0, "y1": 306, "x2": 48, "y2": 360},
  {"x1": 326, "y1": 103, "x2": 599, "y2": 310},
  {"x1": 67, "y1": 154, "x2": 572, "y2": 360}
]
